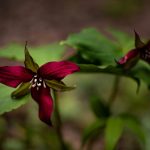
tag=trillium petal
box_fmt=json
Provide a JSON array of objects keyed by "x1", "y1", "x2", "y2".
[
  {"x1": 118, "y1": 49, "x2": 139, "y2": 65},
  {"x1": 24, "y1": 43, "x2": 39, "y2": 73},
  {"x1": 31, "y1": 87, "x2": 53, "y2": 126},
  {"x1": 11, "y1": 82, "x2": 31, "y2": 99},
  {"x1": 0, "y1": 66, "x2": 33, "y2": 88},
  {"x1": 38, "y1": 61, "x2": 80, "y2": 80}
]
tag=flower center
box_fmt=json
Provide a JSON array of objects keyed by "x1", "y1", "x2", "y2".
[
  {"x1": 141, "y1": 49, "x2": 150, "y2": 62},
  {"x1": 31, "y1": 75, "x2": 46, "y2": 90}
]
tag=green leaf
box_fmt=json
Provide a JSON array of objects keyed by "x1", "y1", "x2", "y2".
[
  {"x1": 30, "y1": 44, "x2": 65, "y2": 65},
  {"x1": 45, "y1": 80, "x2": 76, "y2": 92},
  {"x1": 0, "y1": 84, "x2": 29, "y2": 115},
  {"x1": 11, "y1": 82, "x2": 31, "y2": 99},
  {"x1": 90, "y1": 96, "x2": 110, "y2": 118},
  {"x1": 109, "y1": 28, "x2": 134, "y2": 53},
  {"x1": 0, "y1": 43, "x2": 24, "y2": 60},
  {"x1": 0, "y1": 43, "x2": 65, "y2": 65},
  {"x1": 105, "y1": 117, "x2": 124, "y2": 150},
  {"x1": 82, "y1": 119, "x2": 105, "y2": 146},
  {"x1": 24, "y1": 43, "x2": 39, "y2": 73},
  {"x1": 61, "y1": 28, "x2": 122, "y2": 66},
  {"x1": 123, "y1": 116, "x2": 146, "y2": 145}
]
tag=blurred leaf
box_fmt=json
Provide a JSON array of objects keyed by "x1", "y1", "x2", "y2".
[
  {"x1": 105, "y1": 117, "x2": 124, "y2": 150},
  {"x1": 61, "y1": 28, "x2": 122, "y2": 66},
  {"x1": 0, "y1": 43, "x2": 65, "y2": 65},
  {"x1": 62, "y1": 28, "x2": 150, "y2": 89},
  {"x1": 3, "y1": 138, "x2": 25, "y2": 150},
  {"x1": 0, "y1": 43, "x2": 24, "y2": 59},
  {"x1": 0, "y1": 84, "x2": 29, "y2": 114},
  {"x1": 82, "y1": 119, "x2": 105, "y2": 146},
  {"x1": 90, "y1": 96, "x2": 110, "y2": 118},
  {"x1": 123, "y1": 116, "x2": 146, "y2": 145},
  {"x1": 109, "y1": 29, "x2": 134, "y2": 52}
]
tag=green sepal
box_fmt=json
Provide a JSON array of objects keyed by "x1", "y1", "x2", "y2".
[
  {"x1": 134, "y1": 31, "x2": 145, "y2": 48},
  {"x1": 45, "y1": 80, "x2": 76, "y2": 92},
  {"x1": 11, "y1": 82, "x2": 31, "y2": 99},
  {"x1": 24, "y1": 42, "x2": 39, "y2": 73}
]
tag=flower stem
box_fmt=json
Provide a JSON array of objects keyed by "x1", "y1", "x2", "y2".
[
  {"x1": 53, "y1": 91, "x2": 68, "y2": 150},
  {"x1": 108, "y1": 76, "x2": 120, "y2": 106}
]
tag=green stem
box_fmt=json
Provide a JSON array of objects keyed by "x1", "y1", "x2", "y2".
[
  {"x1": 108, "y1": 76, "x2": 120, "y2": 106},
  {"x1": 53, "y1": 91, "x2": 68, "y2": 150}
]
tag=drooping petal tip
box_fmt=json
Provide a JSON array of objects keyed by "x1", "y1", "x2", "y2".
[{"x1": 31, "y1": 87, "x2": 53, "y2": 126}]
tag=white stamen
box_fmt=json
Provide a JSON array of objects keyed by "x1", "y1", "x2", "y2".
[
  {"x1": 30, "y1": 75, "x2": 45, "y2": 90},
  {"x1": 37, "y1": 83, "x2": 42, "y2": 86},
  {"x1": 30, "y1": 78, "x2": 33, "y2": 83},
  {"x1": 34, "y1": 79, "x2": 37, "y2": 82},
  {"x1": 32, "y1": 83, "x2": 36, "y2": 88},
  {"x1": 43, "y1": 81, "x2": 46, "y2": 88}
]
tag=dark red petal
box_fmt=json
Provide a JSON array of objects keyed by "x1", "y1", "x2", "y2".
[
  {"x1": 31, "y1": 87, "x2": 53, "y2": 126},
  {"x1": 0, "y1": 66, "x2": 33, "y2": 88},
  {"x1": 38, "y1": 61, "x2": 80, "y2": 80},
  {"x1": 118, "y1": 49, "x2": 139, "y2": 65}
]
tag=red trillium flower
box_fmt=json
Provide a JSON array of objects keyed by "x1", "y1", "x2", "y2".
[
  {"x1": 0, "y1": 44, "x2": 80, "y2": 126},
  {"x1": 117, "y1": 31, "x2": 150, "y2": 69}
]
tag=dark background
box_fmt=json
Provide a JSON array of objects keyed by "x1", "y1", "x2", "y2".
[{"x1": 0, "y1": 0, "x2": 150, "y2": 46}]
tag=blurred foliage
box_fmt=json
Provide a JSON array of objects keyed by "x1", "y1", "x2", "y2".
[
  {"x1": 61, "y1": 28, "x2": 123, "y2": 66},
  {"x1": 105, "y1": 117, "x2": 124, "y2": 150},
  {"x1": 82, "y1": 119, "x2": 105, "y2": 146},
  {"x1": 0, "y1": 43, "x2": 65, "y2": 65},
  {"x1": 62, "y1": 28, "x2": 150, "y2": 90},
  {"x1": 0, "y1": 28, "x2": 150, "y2": 150},
  {"x1": 90, "y1": 96, "x2": 110, "y2": 119},
  {"x1": 0, "y1": 84, "x2": 29, "y2": 115}
]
